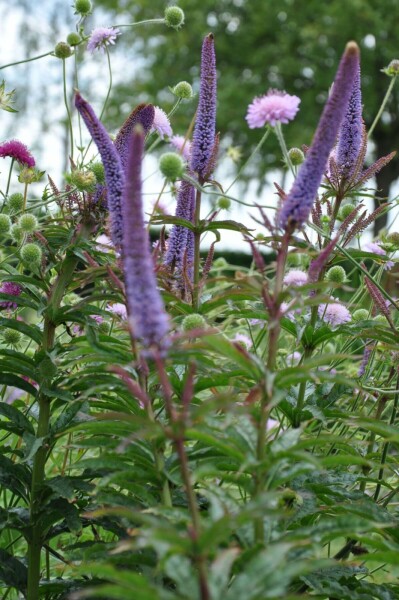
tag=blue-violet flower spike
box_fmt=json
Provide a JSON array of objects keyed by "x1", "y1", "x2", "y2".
[
  {"x1": 115, "y1": 104, "x2": 155, "y2": 170},
  {"x1": 336, "y1": 61, "x2": 363, "y2": 179},
  {"x1": 164, "y1": 179, "x2": 195, "y2": 278},
  {"x1": 122, "y1": 125, "x2": 170, "y2": 357},
  {"x1": 75, "y1": 92, "x2": 124, "y2": 247},
  {"x1": 279, "y1": 41, "x2": 360, "y2": 231},
  {"x1": 190, "y1": 33, "x2": 217, "y2": 181}
]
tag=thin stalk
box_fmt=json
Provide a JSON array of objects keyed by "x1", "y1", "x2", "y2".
[
  {"x1": 0, "y1": 51, "x2": 53, "y2": 70},
  {"x1": 368, "y1": 75, "x2": 398, "y2": 138},
  {"x1": 5, "y1": 158, "x2": 14, "y2": 198},
  {"x1": 373, "y1": 374, "x2": 399, "y2": 501},
  {"x1": 62, "y1": 59, "x2": 74, "y2": 161},
  {"x1": 23, "y1": 183, "x2": 28, "y2": 212},
  {"x1": 114, "y1": 18, "x2": 165, "y2": 28},
  {"x1": 192, "y1": 187, "x2": 202, "y2": 311},
  {"x1": 226, "y1": 127, "x2": 270, "y2": 194},
  {"x1": 274, "y1": 122, "x2": 295, "y2": 178}
]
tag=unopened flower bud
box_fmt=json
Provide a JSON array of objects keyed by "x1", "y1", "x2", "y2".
[
  {"x1": 182, "y1": 313, "x2": 206, "y2": 331},
  {"x1": 0, "y1": 214, "x2": 11, "y2": 234},
  {"x1": 21, "y1": 243, "x2": 42, "y2": 266},
  {"x1": 352, "y1": 308, "x2": 369, "y2": 322},
  {"x1": 70, "y1": 169, "x2": 97, "y2": 191},
  {"x1": 3, "y1": 328, "x2": 21, "y2": 346},
  {"x1": 164, "y1": 6, "x2": 185, "y2": 29},
  {"x1": 18, "y1": 213, "x2": 38, "y2": 234},
  {"x1": 383, "y1": 59, "x2": 399, "y2": 77},
  {"x1": 213, "y1": 257, "x2": 227, "y2": 269},
  {"x1": 386, "y1": 232, "x2": 399, "y2": 249},
  {"x1": 374, "y1": 314, "x2": 387, "y2": 324},
  {"x1": 159, "y1": 152, "x2": 185, "y2": 180},
  {"x1": 10, "y1": 224, "x2": 23, "y2": 243},
  {"x1": 8, "y1": 193, "x2": 24, "y2": 213},
  {"x1": 66, "y1": 32, "x2": 81, "y2": 46},
  {"x1": 74, "y1": 0, "x2": 92, "y2": 15},
  {"x1": 18, "y1": 167, "x2": 43, "y2": 184},
  {"x1": 288, "y1": 147, "x2": 305, "y2": 166},
  {"x1": 172, "y1": 81, "x2": 193, "y2": 99},
  {"x1": 54, "y1": 42, "x2": 73, "y2": 59},
  {"x1": 90, "y1": 161, "x2": 105, "y2": 184},
  {"x1": 337, "y1": 203, "x2": 356, "y2": 221},
  {"x1": 325, "y1": 265, "x2": 346, "y2": 283},
  {"x1": 217, "y1": 196, "x2": 231, "y2": 210}
]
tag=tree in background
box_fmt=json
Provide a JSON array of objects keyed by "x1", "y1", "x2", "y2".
[{"x1": 98, "y1": 0, "x2": 399, "y2": 232}]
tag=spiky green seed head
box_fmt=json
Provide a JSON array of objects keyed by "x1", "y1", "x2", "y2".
[
  {"x1": 213, "y1": 257, "x2": 228, "y2": 269},
  {"x1": 287, "y1": 252, "x2": 302, "y2": 266},
  {"x1": 18, "y1": 213, "x2": 38, "y2": 234},
  {"x1": 70, "y1": 169, "x2": 97, "y2": 192},
  {"x1": 386, "y1": 232, "x2": 399, "y2": 248},
  {"x1": 352, "y1": 308, "x2": 369, "y2": 322},
  {"x1": 3, "y1": 328, "x2": 21, "y2": 346},
  {"x1": 164, "y1": 6, "x2": 185, "y2": 29},
  {"x1": 338, "y1": 203, "x2": 356, "y2": 221},
  {"x1": 325, "y1": 265, "x2": 346, "y2": 284},
  {"x1": 172, "y1": 81, "x2": 193, "y2": 99},
  {"x1": 98, "y1": 320, "x2": 110, "y2": 335},
  {"x1": 0, "y1": 214, "x2": 11, "y2": 234},
  {"x1": 90, "y1": 161, "x2": 105, "y2": 184},
  {"x1": 217, "y1": 196, "x2": 231, "y2": 210},
  {"x1": 288, "y1": 147, "x2": 305, "y2": 166},
  {"x1": 74, "y1": 0, "x2": 92, "y2": 15},
  {"x1": 8, "y1": 193, "x2": 24, "y2": 213},
  {"x1": 10, "y1": 224, "x2": 24, "y2": 243},
  {"x1": 374, "y1": 314, "x2": 387, "y2": 324},
  {"x1": 21, "y1": 243, "x2": 42, "y2": 266},
  {"x1": 62, "y1": 293, "x2": 81, "y2": 306},
  {"x1": 159, "y1": 152, "x2": 185, "y2": 180},
  {"x1": 182, "y1": 313, "x2": 206, "y2": 331},
  {"x1": 54, "y1": 42, "x2": 73, "y2": 59},
  {"x1": 66, "y1": 32, "x2": 81, "y2": 46}
]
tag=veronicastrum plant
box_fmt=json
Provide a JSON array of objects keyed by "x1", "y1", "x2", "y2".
[{"x1": 1, "y1": 2, "x2": 399, "y2": 599}]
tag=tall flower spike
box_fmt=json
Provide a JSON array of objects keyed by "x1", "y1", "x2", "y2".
[
  {"x1": 190, "y1": 33, "x2": 217, "y2": 181},
  {"x1": 114, "y1": 104, "x2": 155, "y2": 170},
  {"x1": 336, "y1": 62, "x2": 363, "y2": 179},
  {"x1": 164, "y1": 179, "x2": 195, "y2": 277},
  {"x1": 75, "y1": 92, "x2": 124, "y2": 247},
  {"x1": 122, "y1": 125, "x2": 170, "y2": 357},
  {"x1": 279, "y1": 42, "x2": 360, "y2": 231}
]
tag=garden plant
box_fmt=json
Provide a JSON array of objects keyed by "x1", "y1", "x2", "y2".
[{"x1": 1, "y1": 2, "x2": 399, "y2": 599}]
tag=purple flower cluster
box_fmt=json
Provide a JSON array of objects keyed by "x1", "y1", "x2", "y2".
[
  {"x1": 75, "y1": 92, "x2": 124, "y2": 248},
  {"x1": 336, "y1": 63, "x2": 363, "y2": 179},
  {"x1": 190, "y1": 33, "x2": 217, "y2": 180},
  {"x1": 0, "y1": 282, "x2": 22, "y2": 309},
  {"x1": 122, "y1": 125, "x2": 170, "y2": 356},
  {"x1": 164, "y1": 180, "x2": 195, "y2": 277},
  {"x1": 0, "y1": 140, "x2": 35, "y2": 167},
  {"x1": 279, "y1": 42, "x2": 360, "y2": 231},
  {"x1": 115, "y1": 104, "x2": 155, "y2": 170}
]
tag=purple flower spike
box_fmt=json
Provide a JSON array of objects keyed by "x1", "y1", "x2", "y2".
[
  {"x1": 122, "y1": 125, "x2": 170, "y2": 357},
  {"x1": 190, "y1": 33, "x2": 217, "y2": 181},
  {"x1": 115, "y1": 104, "x2": 155, "y2": 170},
  {"x1": 0, "y1": 282, "x2": 22, "y2": 309},
  {"x1": 279, "y1": 42, "x2": 360, "y2": 231},
  {"x1": 336, "y1": 62, "x2": 363, "y2": 179},
  {"x1": 75, "y1": 92, "x2": 124, "y2": 247},
  {"x1": 164, "y1": 180, "x2": 195, "y2": 277}
]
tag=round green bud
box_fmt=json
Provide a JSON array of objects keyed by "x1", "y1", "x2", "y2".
[
  {"x1": 213, "y1": 257, "x2": 227, "y2": 269},
  {"x1": 38, "y1": 357, "x2": 57, "y2": 380},
  {"x1": 384, "y1": 59, "x2": 399, "y2": 77},
  {"x1": 288, "y1": 147, "x2": 305, "y2": 166},
  {"x1": 324, "y1": 343, "x2": 335, "y2": 354},
  {"x1": 74, "y1": 0, "x2": 92, "y2": 15},
  {"x1": 159, "y1": 152, "x2": 185, "y2": 180},
  {"x1": 374, "y1": 314, "x2": 387, "y2": 324},
  {"x1": 386, "y1": 232, "x2": 399, "y2": 248},
  {"x1": 182, "y1": 313, "x2": 206, "y2": 331},
  {"x1": 321, "y1": 215, "x2": 331, "y2": 223},
  {"x1": 98, "y1": 320, "x2": 110, "y2": 335},
  {"x1": 63, "y1": 293, "x2": 81, "y2": 306},
  {"x1": 8, "y1": 193, "x2": 24, "y2": 213},
  {"x1": 352, "y1": 308, "x2": 369, "y2": 322},
  {"x1": 325, "y1": 265, "x2": 346, "y2": 284},
  {"x1": 164, "y1": 6, "x2": 185, "y2": 29},
  {"x1": 21, "y1": 243, "x2": 42, "y2": 266},
  {"x1": 10, "y1": 225, "x2": 24, "y2": 243},
  {"x1": 287, "y1": 252, "x2": 302, "y2": 266},
  {"x1": 18, "y1": 213, "x2": 38, "y2": 234},
  {"x1": 3, "y1": 328, "x2": 21, "y2": 346},
  {"x1": 217, "y1": 196, "x2": 231, "y2": 210},
  {"x1": 90, "y1": 161, "x2": 105, "y2": 185},
  {"x1": 54, "y1": 42, "x2": 73, "y2": 59},
  {"x1": 0, "y1": 214, "x2": 11, "y2": 234},
  {"x1": 66, "y1": 32, "x2": 81, "y2": 46},
  {"x1": 70, "y1": 169, "x2": 97, "y2": 192},
  {"x1": 337, "y1": 203, "x2": 356, "y2": 221},
  {"x1": 172, "y1": 81, "x2": 193, "y2": 99}
]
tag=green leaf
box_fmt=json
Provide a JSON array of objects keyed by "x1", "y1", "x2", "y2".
[
  {"x1": 0, "y1": 317, "x2": 42, "y2": 344},
  {"x1": 0, "y1": 402, "x2": 34, "y2": 435},
  {"x1": 0, "y1": 549, "x2": 27, "y2": 593}
]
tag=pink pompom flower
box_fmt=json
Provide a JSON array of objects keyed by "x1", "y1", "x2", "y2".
[
  {"x1": 170, "y1": 135, "x2": 192, "y2": 160},
  {"x1": 87, "y1": 27, "x2": 121, "y2": 54},
  {"x1": 152, "y1": 106, "x2": 172, "y2": 139},
  {"x1": 0, "y1": 140, "x2": 35, "y2": 167},
  {"x1": 0, "y1": 282, "x2": 22, "y2": 309},
  {"x1": 318, "y1": 299, "x2": 351, "y2": 326},
  {"x1": 246, "y1": 89, "x2": 301, "y2": 128},
  {"x1": 283, "y1": 269, "x2": 308, "y2": 286}
]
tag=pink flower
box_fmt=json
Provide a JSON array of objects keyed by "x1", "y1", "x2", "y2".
[
  {"x1": 318, "y1": 300, "x2": 351, "y2": 326},
  {"x1": 364, "y1": 241, "x2": 394, "y2": 270},
  {"x1": 0, "y1": 140, "x2": 35, "y2": 167},
  {"x1": 87, "y1": 27, "x2": 121, "y2": 53},
  {"x1": 107, "y1": 302, "x2": 127, "y2": 319},
  {"x1": 233, "y1": 333, "x2": 252, "y2": 349},
  {"x1": 170, "y1": 135, "x2": 191, "y2": 160},
  {"x1": 95, "y1": 234, "x2": 113, "y2": 253},
  {"x1": 287, "y1": 351, "x2": 301, "y2": 364},
  {"x1": 0, "y1": 282, "x2": 22, "y2": 309},
  {"x1": 152, "y1": 107, "x2": 172, "y2": 138},
  {"x1": 246, "y1": 89, "x2": 300, "y2": 128},
  {"x1": 283, "y1": 269, "x2": 308, "y2": 286}
]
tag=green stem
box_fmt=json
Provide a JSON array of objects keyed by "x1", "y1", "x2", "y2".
[
  {"x1": 368, "y1": 75, "x2": 398, "y2": 138},
  {"x1": 62, "y1": 59, "x2": 74, "y2": 161},
  {"x1": 226, "y1": 127, "x2": 270, "y2": 194},
  {"x1": 5, "y1": 158, "x2": 14, "y2": 198},
  {"x1": 0, "y1": 51, "x2": 53, "y2": 71},
  {"x1": 274, "y1": 122, "x2": 295, "y2": 178},
  {"x1": 192, "y1": 187, "x2": 202, "y2": 311}
]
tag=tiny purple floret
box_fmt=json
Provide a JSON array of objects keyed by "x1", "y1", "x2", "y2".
[{"x1": 0, "y1": 282, "x2": 22, "y2": 309}]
